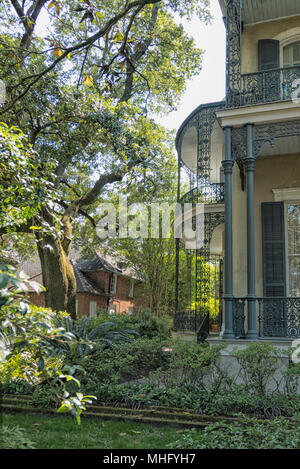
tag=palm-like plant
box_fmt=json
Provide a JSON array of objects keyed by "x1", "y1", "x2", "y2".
[{"x1": 62, "y1": 316, "x2": 139, "y2": 355}]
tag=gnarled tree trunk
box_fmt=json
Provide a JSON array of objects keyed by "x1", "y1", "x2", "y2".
[{"x1": 35, "y1": 211, "x2": 77, "y2": 319}]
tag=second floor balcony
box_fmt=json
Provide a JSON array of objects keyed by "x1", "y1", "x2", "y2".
[
  {"x1": 239, "y1": 64, "x2": 300, "y2": 107},
  {"x1": 222, "y1": 0, "x2": 300, "y2": 109}
]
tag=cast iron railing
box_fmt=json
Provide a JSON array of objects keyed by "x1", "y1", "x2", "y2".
[
  {"x1": 180, "y1": 183, "x2": 225, "y2": 206},
  {"x1": 238, "y1": 65, "x2": 300, "y2": 107},
  {"x1": 258, "y1": 297, "x2": 300, "y2": 338},
  {"x1": 173, "y1": 310, "x2": 204, "y2": 333},
  {"x1": 233, "y1": 298, "x2": 246, "y2": 338},
  {"x1": 232, "y1": 297, "x2": 300, "y2": 339}
]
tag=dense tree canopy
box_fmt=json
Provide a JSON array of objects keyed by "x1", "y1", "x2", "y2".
[{"x1": 0, "y1": 0, "x2": 211, "y2": 316}]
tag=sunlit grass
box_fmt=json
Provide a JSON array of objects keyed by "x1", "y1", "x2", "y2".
[{"x1": 1, "y1": 412, "x2": 183, "y2": 449}]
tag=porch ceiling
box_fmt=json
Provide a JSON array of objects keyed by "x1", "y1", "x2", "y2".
[
  {"x1": 260, "y1": 134, "x2": 300, "y2": 157},
  {"x1": 219, "y1": 0, "x2": 300, "y2": 25}
]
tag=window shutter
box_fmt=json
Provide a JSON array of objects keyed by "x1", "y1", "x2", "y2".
[
  {"x1": 258, "y1": 40, "x2": 280, "y2": 71},
  {"x1": 262, "y1": 202, "x2": 286, "y2": 297}
]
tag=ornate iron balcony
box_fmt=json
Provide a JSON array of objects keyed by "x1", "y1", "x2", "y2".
[
  {"x1": 236, "y1": 65, "x2": 300, "y2": 107},
  {"x1": 180, "y1": 183, "x2": 225, "y2": 206}
]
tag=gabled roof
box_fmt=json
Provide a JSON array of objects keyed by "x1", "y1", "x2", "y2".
[
  {"x1": 19, "y1": 249, "x2": 141, "y2": 296},
  {"x1": 70, "y1": 260, "x2": 109, "y2": 296},
  {"x1": 77, "y1": 252, "x2": 121, "y2": 274}
]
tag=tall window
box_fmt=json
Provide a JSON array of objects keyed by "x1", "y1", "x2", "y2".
[
  {"x1": 287, "y1": 204, "x2": 300, "y2": 296},
  {"x1": 129, "y1": 279, "x2": 134, "y2": 298},
  {"x1": 283, "y1": 41, "x2": 300, "y2": 67},
  {"x1": 110, "y1": 273, "x2": 117, "y2": 294},
  {"x1": 89, "y1": 301, "x2": 97, "y2": 317}
]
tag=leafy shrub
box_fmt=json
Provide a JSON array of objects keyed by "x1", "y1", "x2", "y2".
[
  {"x1": 0, "y1": 264, "x2": 96, "y2": 423},
  {"x1": 0, "y1": 425, "x2": 36, "y2": 449},
  {"x1": 282, "y1": 355, "x2": 300, "y2": 397},
  {"x1": 60, "y1": 315, "x2": 139, "y2": 356},
  {"x1": 167, "y1": 417, "x2": 300, "y2": 449},
  {"x1": 93, "y1": 310, "x2": 171, "y2": 340},
  {"x1": 30, "y1": 383, "x2": 59, "y2": 408},
  {"x1": 0, "y1": 378, "x2": 33, "y2": 395},
  {"x1": 85, "y1": 379, "x2": 299, "y2": 418},
  {"x1": 232, "y1": 342, "x2": 284, "y2": 396},
  {"x1": 67, "y1": 336, "x2": 170, "y2": 394},
  {"x1": 148, "y1": 341, "x2": 226, "y2": 392}
]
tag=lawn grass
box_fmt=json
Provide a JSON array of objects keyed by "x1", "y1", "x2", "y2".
[{"x1": 1, "y1": 412, "x2": 184, "y2": 449}]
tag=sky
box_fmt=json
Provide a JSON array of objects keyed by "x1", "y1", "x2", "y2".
[{"x1": 157, "y1": 0, "x2": 226, "y2": 131}]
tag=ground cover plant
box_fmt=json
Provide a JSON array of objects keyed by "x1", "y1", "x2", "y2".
[
  {"x1": 1, "y1": 271, "x2": 299, "y2": 448},
  {"x1": 1, "y1": 412, "x2": 299, "y2": 450}
]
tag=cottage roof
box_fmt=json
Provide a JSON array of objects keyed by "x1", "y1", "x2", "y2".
[{"x1": 70, "y1": 260, "x2": 109, "y2": 296}]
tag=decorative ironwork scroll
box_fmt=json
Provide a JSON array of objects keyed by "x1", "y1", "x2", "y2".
[
  {"x1": 232, "y1": 120, "x2": 300, "y2": 160},
  {"x1": 240, "y1": 66, "x2": 300, "y2": 106},
  {"x1": 226, "y1": 0, "x2": 243, "y2": 108},
  {"x1": 258, "y1": 297, "x2": 300, "y2": 338},
  {"x1": 232, "y1": 298, "x2": 246, "y2": 338}
]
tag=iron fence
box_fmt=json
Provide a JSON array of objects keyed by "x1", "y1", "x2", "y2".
[{"x1": 173, "y1": 310, "x2": 206, "y2": 333}]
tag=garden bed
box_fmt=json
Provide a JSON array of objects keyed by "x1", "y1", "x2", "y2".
[{"x1": 1, "y1": 394, "x2": 297, "y2": 430}]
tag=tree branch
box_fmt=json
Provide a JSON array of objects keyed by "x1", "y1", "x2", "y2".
[{"x1": 1, "y1": 0, "x2": 163, "y2": 115}]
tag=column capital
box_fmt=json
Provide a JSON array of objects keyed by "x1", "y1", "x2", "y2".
[
  {"x1": 222, "y1": 159, "x2": 234, "y2": 173},
  {"x1": 244, "y1": 156, "x2": 256, "y2": 172}
]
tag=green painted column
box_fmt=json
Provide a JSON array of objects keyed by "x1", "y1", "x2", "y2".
[
  {"x1": 221, "y1": 126, "x2": 235, "y2": 339},
  {"x1": 245, "y1": 124, "x2": 258, "y2": 340}
]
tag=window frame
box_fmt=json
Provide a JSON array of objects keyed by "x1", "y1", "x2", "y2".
[
  {"x1": 275, "y1": 29, "x2": 300, "y2": 68},
  {"x1": 129, "y1": 279, "x2": 134, "y2": 298},
  {"x1": 283, "y1": 41, "x2": 300, "y2": 67},
  {"x1": 284, "y1": 201, "x2": 300, "y2": 297},
  {"x1": 89, "y1": 300, "x2": 97, "y2": 318},
  {"x1": 110, "y1": 273, "x2": 117, "y2": 294}
]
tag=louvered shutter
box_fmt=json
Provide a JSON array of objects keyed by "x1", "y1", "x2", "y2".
[
  {"x1": 261, "y1": 202, "x2": 286, "y2": 297},
  {"x1": 258, "y1": 40, "x2": 281, "y2": 102},
  {"x1": 258, "y1": 40, "x2": 280, "y2": 71}
]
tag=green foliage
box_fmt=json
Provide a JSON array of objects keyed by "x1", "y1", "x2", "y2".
[
  {"x1": 167, "y1": 417, "x2": 300, "y2": 449},
  {"x1": 0, "y1": 264, "x2": 96, "y2": 423},
  {"x1": 65, "y1": 336, "x2": 170, "y2": 396},
  {"x1": 94, "y1": 310, "x2": 172, "y2": 340},
  {"x1": 0, "y1": 378, "x2": 33, "y2": 396},
  {"x1": 57, "y1": 392, "x2": 97, "y2": 425},
  {"x1": 30, "y1": 384, "x2": 59, "y2": 409},
  {"x1": 0, "y1": 425, "x2": 36, "y2": 449},
  {"x1": 0, "y1": 264, "x2": 72, "y2": 384},
  {"x1": 232, "y1": 342, "x2": 283, "y2": 396},
  {"x1": 61, "y1": 315, "x2": 140, "y2": 355},
  {"x1": 149, "y1": 340, "x2": 226, "y2": 392},
  {"x1": 82, "y1": 379, "x2": 300, "y2": 418},
  {"x1": 0, "y1": 123, "x2": 56, "y2": 233}
]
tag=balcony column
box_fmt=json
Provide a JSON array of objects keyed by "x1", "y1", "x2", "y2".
[
  {"x1": 175, "y1": 156, "x2": 182, "y2": 314},
  {"x1": 245, "y1": 124, "x2": 258, "y2": 340},
  {"x1": 221, "y1": 126, "x2": 235, "y2": 339}
]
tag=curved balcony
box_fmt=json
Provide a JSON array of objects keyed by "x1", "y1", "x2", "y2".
[
  {"x1": 176, "y1": 101, "x2": 225, "y2": 177},
  {"x1": 175, "y1": 102, "x2": 226, "y2": 334},
  {"x1": 180, "y1": 183, "x2": 225, "y2": 206},
  {"x1": 174, "y1": 101, "x2": 226, "y2": 248}
]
